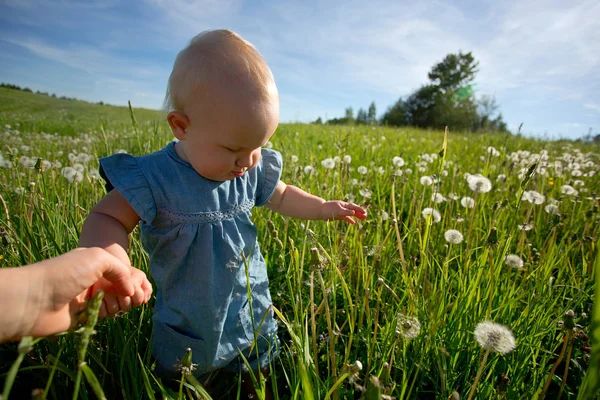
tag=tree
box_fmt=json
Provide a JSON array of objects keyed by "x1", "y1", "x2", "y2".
[
  {"x1": 381, "y1": 98, "x2": 408, "y2": 126},
  {"x1": 367, "y1": 102, "x2": 377, "y2": 125},
  {"x1": 428, "y1": 51, "x2": 478, "y2": 93},
  {"x1": 356, "y1": 108, "x2": 368, "y2": 125},
  {"x1": 344, "y1": 107, "x2": 354, "y2": 122}
]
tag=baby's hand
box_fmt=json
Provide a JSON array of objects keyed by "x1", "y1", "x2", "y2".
[
  {"x1": 320, "y1": 201, "x2": 367, "y2": 224},
  {"x1": 91, "y1": 266, "x2": 152, "y2": 318}
]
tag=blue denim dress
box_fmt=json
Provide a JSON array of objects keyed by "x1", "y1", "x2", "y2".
[{"x1": 99, "y1": 142, "x2": 281, "y2": 377}]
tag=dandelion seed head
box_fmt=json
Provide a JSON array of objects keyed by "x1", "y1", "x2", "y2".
[
  {"x1": 343, "y1": 155, "x2": 352, "y2": 164},
  {"x1": 422, "y1": 207, "x2": 441, "y2": 223},
  {"x1": 321, "y1": 158, "x2": 335, "y2": 169},
  {"x1": 444, "y1": 229, "x2": 464, "y2": 244},
  {"x1": 504, "y1": 254, "x2": 524, "y2": 270},
  {"x1": 303, "y1": 165, "x2": 314, "y2": 175},
  {"x1": 420, "y1": 176, "x2": 434, "y2": 186},
  {"x1": 357, "y1": 166, "x2": 368, "y2": 175},
  {"x1": 291, "y1": 155, "x2": 298, "y2": 163},
  {"x1": 561, "y1": 185, "x2": 578, "y2": 196},
  {"x1": 467, "y1": 174, "x2": 492, "y2": 193},
  {"x1": 392, "y1": 156, "x2": 405, "y2": 167},
  {"x1": 432, "y1": 192, "x2": 446, "y2": 204},
  {"x1": 544, "y1": 204, "x2": 559, "y2": 215},
  {"x1": 522, "y1": 190, "x2": 545, "y2": 205},
  {"x1": 474, "y1": 321, "x2": 516, "y2": 354},
  {"x1": 487, "y1": 146, "x2": 500, "y2": 157},
  {"x1": 381, "y1": 210, "x2": 389, "y2": 221},
  {"x1": 461, "y1": 197, "x2": 475, "y2": 209},
  {"x1": 518, "y1": 223, "x2": 533, "y2": 231},
  {"x1": 397, "y1": 314, "x2": 421, "y2": 339},
  {"x1": 359, "y1": 188, "x2": 372, "y2": 199}
]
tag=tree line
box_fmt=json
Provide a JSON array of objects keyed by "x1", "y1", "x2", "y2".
[
  {"x1": 317, "y1": 52, "x2": 510, "y2": 133},
  {"x1": 0, "y1": 82, "x2": 110, "y2": 105}
]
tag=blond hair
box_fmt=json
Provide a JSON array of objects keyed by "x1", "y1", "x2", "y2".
[{"x1": 164, "y1": 29, "x2": 276, "y2": 113}]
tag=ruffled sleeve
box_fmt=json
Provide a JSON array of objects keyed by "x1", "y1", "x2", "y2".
[
  {"x1": 99, "y1": 154, "x2": 157, "y2": 223},
  {"x1": 255, "y1": 148, "x2": 283, "y2": 207}
]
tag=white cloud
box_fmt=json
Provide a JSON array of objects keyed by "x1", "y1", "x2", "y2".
[
  {"x1": 4, "y1": 38, "x2": 167, "y2": 80},
  {"x1": 584, "y1": 103, "x2": 600, "y2": 112}
]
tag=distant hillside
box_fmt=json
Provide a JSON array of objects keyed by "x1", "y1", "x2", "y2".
[{"x1": 0, "y1": 86, "x2": 165, "y2": 135}]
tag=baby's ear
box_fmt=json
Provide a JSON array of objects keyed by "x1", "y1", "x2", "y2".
[{"x1": 167, "y1": 112, "x2": 190, "y2": 140}]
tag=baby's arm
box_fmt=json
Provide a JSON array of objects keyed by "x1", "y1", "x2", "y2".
[
  {"x1": 79, "y1": 190, "x2": 148, "y2": 317},
  {"x1": 266, "y1": 181, "x2": 367, "y2": 224},
  {"x1": 79, "y1": 190, "x2": 141, "y2": 265}
]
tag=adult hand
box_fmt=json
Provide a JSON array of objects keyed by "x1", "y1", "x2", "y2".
[{"x1": 0, "y1": 247, "x2": 151, "y2": 343}]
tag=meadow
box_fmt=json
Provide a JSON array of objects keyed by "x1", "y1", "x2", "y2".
[{"x1": 0, "y1": 87, "x2": 598, "y2": 399}]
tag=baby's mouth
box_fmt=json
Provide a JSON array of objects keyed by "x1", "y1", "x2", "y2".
[{"x1": 231, "y1": 170, "x2": 245, "y2": 177}]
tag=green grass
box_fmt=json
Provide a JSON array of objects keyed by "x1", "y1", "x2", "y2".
[{"x1": 0, "y1": 89, "x2": 599, "y2": 399}]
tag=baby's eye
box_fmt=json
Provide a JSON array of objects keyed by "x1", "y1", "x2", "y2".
[{"x1": 224, "y1": 147, "x2": 236, "y2": 152}]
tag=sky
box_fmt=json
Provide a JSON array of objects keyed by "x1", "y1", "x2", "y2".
[{"x1": 0, "y1": 0, "x2": 599, "y2": 140}]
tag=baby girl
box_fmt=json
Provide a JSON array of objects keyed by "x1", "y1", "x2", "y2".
[{"x1": 79, "y1": 29, "x2": 366, "y2": 392}]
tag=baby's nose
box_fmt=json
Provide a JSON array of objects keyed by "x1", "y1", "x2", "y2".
[{"x1": 236, "y1": 153, "x2": 253, "y2": 168}]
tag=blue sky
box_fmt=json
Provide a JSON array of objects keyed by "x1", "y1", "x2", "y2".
[{"x1": 1, "y1": 0, "x2": 598, "y2": 140}]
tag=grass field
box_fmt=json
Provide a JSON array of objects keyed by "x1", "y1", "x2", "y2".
[{"x1": 0, "y1": 87, "x2": 599, "y2": 399}]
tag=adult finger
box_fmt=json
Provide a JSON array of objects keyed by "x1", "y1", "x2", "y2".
[{"x1": 93, "y1": 249, "x2": 135, "y2": 297}]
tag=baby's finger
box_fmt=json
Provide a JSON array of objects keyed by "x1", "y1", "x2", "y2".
[
  {"x1": 104, "y1": 295, "x2": 121, "y2": 317},
  {"x1": 117, "y1": 295, "x2": 132, "y2": 313},
  {"x1": 131, "y1": 286, "x2": 146, "y2": 308},
  {"x1": 141, "y1": 278, "x2": 153, "y2": 303},
  {"x1": 99, "y1": 302, "x2": 108, "y2": 319},
  {"x1": 346, "y1": 202, "x2": 367, "y2": 214},
  {"x1": 341, "y1": 215, "x2": 356, "y2": 224}
]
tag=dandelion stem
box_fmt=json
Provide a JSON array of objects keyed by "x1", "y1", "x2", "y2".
[
  {"x1": 540, "y1": 329, "x2": 571, "y2": 399},
  {"x1": 317, "y1": 270, "x2": 337, "y2": 395},
  {"x1": 367, "y1": 282, "x2": 383, "y2": 374},
  {"x1": 467, "y1": 349, "x2": 489, "y2": 400},
  {"x1": 310, "y1": 270, "x2": 319, "y2": 377},
  {"x1": 558, "y1": 331, "x2": 575, "y2": 399}
]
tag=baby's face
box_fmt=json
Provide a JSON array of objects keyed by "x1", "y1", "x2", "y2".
[{"x1": 178, "y1": 92, "x2": 279, "y2": 182}]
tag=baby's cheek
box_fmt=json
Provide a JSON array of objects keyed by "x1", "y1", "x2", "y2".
[{"x1": 252, "y1": 152, "x2": 261, "y2": 168}]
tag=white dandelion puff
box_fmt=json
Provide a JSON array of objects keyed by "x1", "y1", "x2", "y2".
[
  {"x1": 544, "y1": 204, "x2": 559, "y2": 215},
  {"x1": 431, "y1": 192, "x2": 446, "y2": 204},
  {"x1": 504, "y1": 254, "x2": 524, "y2": 270},
  {"x1": 343, "y1": 155, "x2": 352, "y2": 164},
  {"x1": 392, "y1": 156, "x2": 405, "y2": 167},
  {"x1": 422, "y1": 208, "x2": 441, "y2": 223},
  {"x1": 357, "y1": 166, "x2": 368, "y2": 175},
  {"x1": 522, "y1": 190, "x2": 545, "y2": 205},
  {"x1": 518, "y1": 223, "x2": 533, "y2": 231},
  {"x1": 397, "y1": 314, "x2": 421, "y2": 339},
  {"x1": 304, "y1": 165, "x2": 314, "y2": 175},
  {"x1": 359, "y1": 188, "x2": 372, "y2": 199},
  {"x1": 444, "y1": 229, "x2": 464, "y2": 244},
  {"x1": 291, "y1": 155, "x2": 299, "y2": 163},
  {"x1": 461, "y1": 197, "x2": 475, "y2": 209},
  {"x1": 321, "y1": 158, "x2": 335, "y2": 169},
  {"x1": 474, "y1": 321, "x2": 516, "y2": 354},
  {"x1": 560, "y1": 185, "x2": 578, "y2": 196},
  {"x1": 420, "y1": 176, "x2": 434, "y2": 186},
  {"x1": 467, "y1": 174, "x2": 492, "y2": 193}
]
